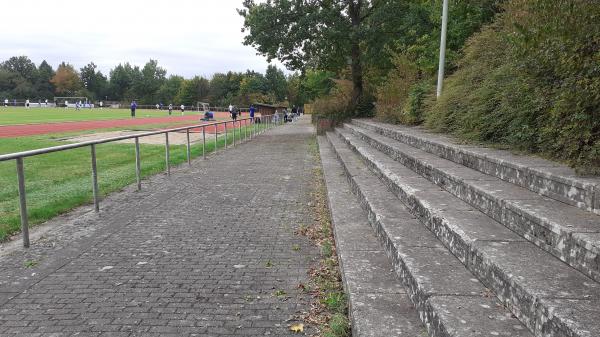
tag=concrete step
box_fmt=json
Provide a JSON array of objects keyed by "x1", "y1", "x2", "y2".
[
  {"x1": 352, "y1": 119, "x2": 600, "y2": 216},
  {"x1": 332, "y1": 128, "x2": 600, "y2": 337},
  {"x1": 345, "y1": 122, "x2": 600, "y2": 284},
  {"x1": 324, "y1": 132, "x2": 533, "y2": 337},
  {"x1": 317, "y1": 136, "x2": 427, "y2": 337}
]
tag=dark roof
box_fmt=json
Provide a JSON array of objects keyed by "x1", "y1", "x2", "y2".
[{"x1": 253, "y1": 103, "x2": 288, "y2": 109}]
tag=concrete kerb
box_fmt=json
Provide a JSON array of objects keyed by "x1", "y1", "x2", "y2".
[{"x1": 332, "y1": 128, "x2": 600, "y2": 337}]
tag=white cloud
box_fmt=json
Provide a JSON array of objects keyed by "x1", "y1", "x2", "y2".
[{"x1": 0, "y1": 0, "x2": 284, "y2": 77}]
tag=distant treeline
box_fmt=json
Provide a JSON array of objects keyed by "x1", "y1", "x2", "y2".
[{"x1": 0, "y1": 56, "x2": 321, "y2": 107}]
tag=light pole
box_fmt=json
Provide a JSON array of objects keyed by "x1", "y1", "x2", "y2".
[{"x1": 436, "y1": 0, "x2": 449, "y2": 98}]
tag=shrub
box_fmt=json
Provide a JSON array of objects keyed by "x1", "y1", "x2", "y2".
[
  {"x1": 375, "y1": 54, "x2": 420, "y2": 124},
  {"x1": 312, "y1": 79, "x2": 354, "y2": 123},
  {"x1": 425, "y1": 0, "x2": 600, "y2": 173}
]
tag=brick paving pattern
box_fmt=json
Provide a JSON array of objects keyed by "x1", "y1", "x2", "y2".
[{"x1": 0, "y1": 117, "x2": 319, "y2": 336}]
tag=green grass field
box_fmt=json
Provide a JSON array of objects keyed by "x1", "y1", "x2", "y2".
[
  {"x1": 0, "y1": 123, "x2": 268, "y2": 241},
  {"x1": 0, "y1": 107, "x2": 203, "y2": 125}
]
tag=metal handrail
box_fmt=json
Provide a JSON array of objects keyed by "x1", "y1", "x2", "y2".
[{"x1": 2, "y1": 114, "x2": 279, "y2": 248}]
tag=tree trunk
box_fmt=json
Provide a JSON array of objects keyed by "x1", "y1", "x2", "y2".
[
  {"x1": 348, "y1": 0, "x2": 363, "y2": 115},
  {"x1": 350, "y1": 40, "x2": 363, "y2": 114}
]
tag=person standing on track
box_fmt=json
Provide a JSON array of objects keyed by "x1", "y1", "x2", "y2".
[
  {"x1": 130, "y1": 100, "x2": 137, "y2": 117},
  {"x1": 180, "y1": 104, "x2": 185, "y2": 115},
  {"x1": 231, "y1": 106, "x2": 238, "y2": 121},
  {"x1": 3, "y1": 98, "x2": 7, "y2": 107},
  {"x1": 168, "y1": 103, "x2": 173, "y2": 115},
  {"x1": 249, "y1": 104, "x2": 255, "y2": 122}
]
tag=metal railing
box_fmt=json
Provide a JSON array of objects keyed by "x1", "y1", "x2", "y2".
[{"x1": 0, "y1": 115, "x2": 279, "y2": 248}]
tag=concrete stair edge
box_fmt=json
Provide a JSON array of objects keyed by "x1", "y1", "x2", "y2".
[
  {"x1": 333, "y1": 128, "x2": 600, "y2": 337},
  {"x1": 345, "y1": 122, "x2": 600, "y2": 284},
  {"x1": 325, "y1": 132, "x2": 534, "y2": 337},
  {"x1": 317, "y1": 135, "x2": 427, "y2": 337},
  {"x1": 352, "y1": 119, "x2": 600, "y2": 216}
]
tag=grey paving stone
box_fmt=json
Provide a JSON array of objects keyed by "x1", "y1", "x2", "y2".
[
  {"x1": 339, "y1": 250, "x2": 405, "y2": 294},
  {"x1": 0, "y1": 118, "x2": 320, "y2": 336},
  {"x1": 536, "y1": 298, "x2": 600, "y2": 337},
  {"x1": 351, "y1": 292, "x2": 425, "y2": 337},
  {"x1": 426, "y1": 296, "x2": 532, "y2": 337}
]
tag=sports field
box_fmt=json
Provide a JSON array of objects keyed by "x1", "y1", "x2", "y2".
[
  {"x1": 0, "y1": 107, "x2": 203, "y2": 125},
  {"x1": 0, "y1": 106, "x2": 264, "y2": 242},
  {"x1": 0, "y1": 121, "x2": 265, "y2": 242}
]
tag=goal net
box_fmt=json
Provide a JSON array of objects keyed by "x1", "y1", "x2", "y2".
[{"x1": 197, "y1": 102, "x2": 210, "y2": 112}]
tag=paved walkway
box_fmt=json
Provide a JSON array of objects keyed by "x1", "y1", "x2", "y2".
[{"x1": 0, "y1": 116, "x2": 319, "y2": 336}]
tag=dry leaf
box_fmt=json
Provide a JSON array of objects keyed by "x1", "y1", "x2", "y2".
[{"x1": 289, "y1": 323, "x2": 304, "y2": 333}]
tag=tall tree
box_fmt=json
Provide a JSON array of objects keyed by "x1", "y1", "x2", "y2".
[
  {"x1": 50, "y1": 62, "x2": 82, "y2": 96},
  {"x1": 36, "y1": 60, "x2": 55, "y2": 99},
  {"x1": 264, "y1": 65, "x2": 287, "y2": 102},
  {"x1": 1, "y1": 56, "x2": 38, "y2": 84},
  {"x1": 157, "y1": 75, "x2": 184, "y2": 104},
  {"x1": 80, "y1": 62, "x2": 108, "y2": 100},
  {"x1": 239, "y1": 0, "x2": 389, "y2": 113},
  {"x1": 133, "y1": 59, "x2": 167, "y2": 103},
  {"x1": 176, "y1": 76, "x2": 210, "y2": 105},
  {"x1": 108, "y1": 63, "x2": 136, "y2": 101}
]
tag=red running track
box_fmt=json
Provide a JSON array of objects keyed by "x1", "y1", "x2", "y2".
[{"x1": 0, "y1": 112, "x2": 255, "y2": 138}]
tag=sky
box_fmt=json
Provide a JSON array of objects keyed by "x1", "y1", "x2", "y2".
[{"x1": 0, "y1": 0, "x2": 284, "y2": 78}]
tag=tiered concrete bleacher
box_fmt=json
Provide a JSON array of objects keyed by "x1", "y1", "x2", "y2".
[{"x1": 321, "y1": 119, "x2": 600, "y2": 337}]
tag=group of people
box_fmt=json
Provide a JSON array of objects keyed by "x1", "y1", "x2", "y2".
[
  {"x1": 129, "y1": 101, "x2": 186, "y2": 118},
  {"x1": 3, "y1": 98, "x2": 52, "y2": 108},
  {"x1": 228, "y1": 104, "x2": 257, "y2": 122},
  {"x1": 283, "y1": 106, "x2": 302, "y2": 122}
]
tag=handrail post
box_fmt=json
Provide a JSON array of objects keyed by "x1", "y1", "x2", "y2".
[
  {"x1": 186, "y1": 129, "x2": 191, "y2": 166},
  {"x1": 135, "y1": 137, "x2": 141, "y2": 190},
  {"x1": 244, "y1": 119, "x2": 247, "y2": 141},
  {"x1": 214, "y1": 123, "x2": 218, "y2": 153},
  {"x1": 233, "y1": 120, "x2": 236, "y2": 146},
  {"x1": 202, "y1": 126, "x2": 206, "y2": 159},
  {"x1": 225, "y1": 122, "x2": 228, "y2": 149},
  {"x1": 90, "y1": 144, "x2": 100, "y2": 213},
  {"x1": 16, "y1": 157, "x2": 30, "y2": 248},
  {"x1": 165, "y1": 132, "x2": 170, "y2": 176}
]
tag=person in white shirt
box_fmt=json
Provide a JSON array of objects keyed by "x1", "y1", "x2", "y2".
[
  {"x1": 180, "y1": 104, "x2": 185, "y2": 115},
  {"x1": 25, "y1": 99, "x2": 30, "y2": 108},
  {"x1": 99, "y1": 101, "x2": 103, "y2": 109},
  {"x1": 3, "y1": 98, "x2": 7, "y2": 107}
]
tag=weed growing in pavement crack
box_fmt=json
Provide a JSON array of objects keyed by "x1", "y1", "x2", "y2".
[{"x1": 297, "y1": 136, "x2": 349, "y2": 337}]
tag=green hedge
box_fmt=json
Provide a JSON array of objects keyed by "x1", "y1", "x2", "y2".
[{"x1": 425, "y1": 0, "x2": 600, "y2": 173}]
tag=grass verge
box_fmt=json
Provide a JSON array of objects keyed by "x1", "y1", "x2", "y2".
[
  {"x1": 296, "y1": 136, "x2": 350, "y2": 337},
  {"x1": 0, "y1": 122, "x2": 268, "y2": 241}
]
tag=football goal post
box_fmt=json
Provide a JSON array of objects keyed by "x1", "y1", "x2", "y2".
[{"x1": 197, "y1": 102, "x2": 210, "y2": 112}]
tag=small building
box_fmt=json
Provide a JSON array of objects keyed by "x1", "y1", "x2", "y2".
[{"x1": 254, "y1": 103, "x2": 288, "y2": 116}]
